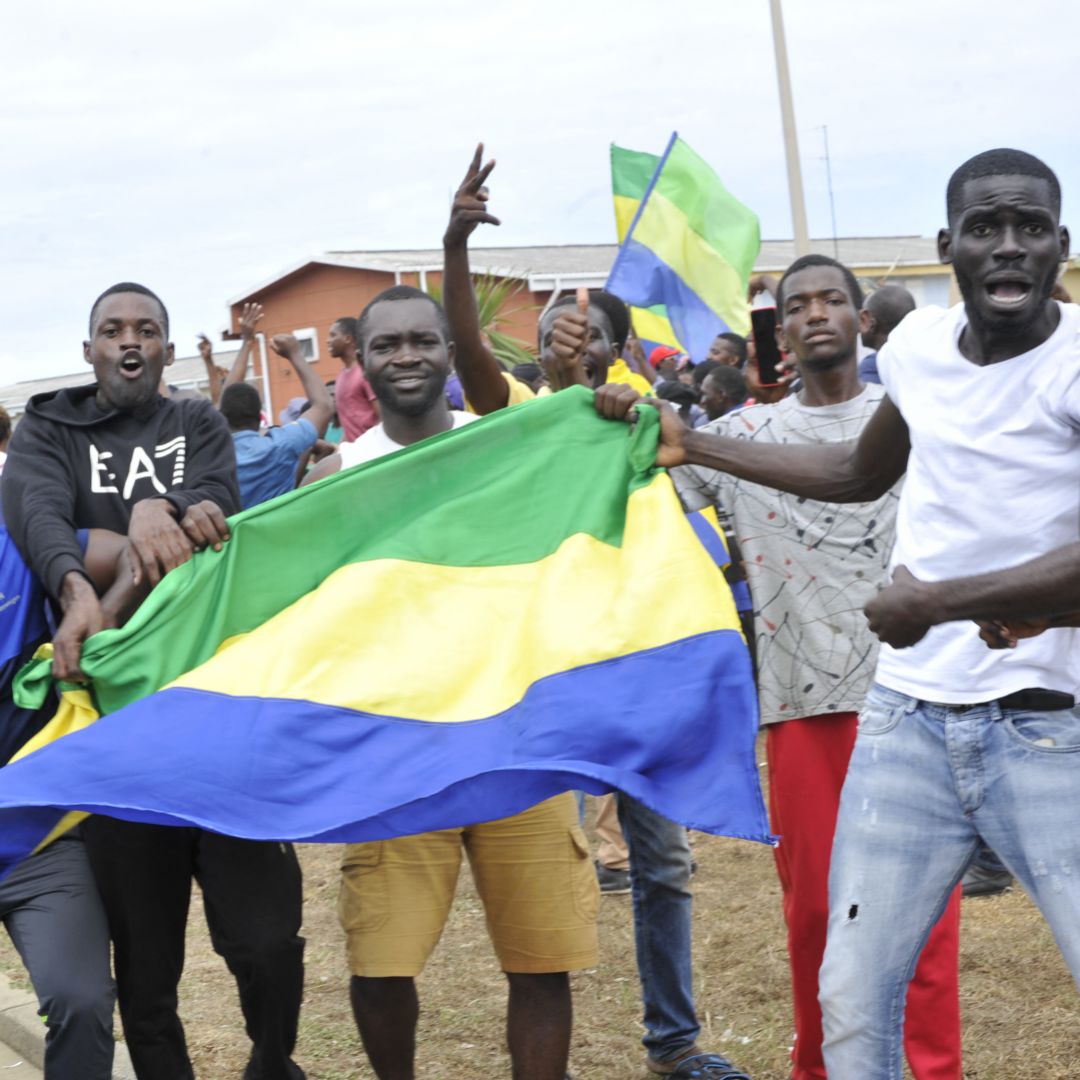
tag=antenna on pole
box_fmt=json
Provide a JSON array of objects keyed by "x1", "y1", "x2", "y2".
[
  {"x1": 821, "y1": 125, "x2": 839, "y2": 259},
  {"x1": 769, "y1": 0, "x2": 810, "y2": 257}
]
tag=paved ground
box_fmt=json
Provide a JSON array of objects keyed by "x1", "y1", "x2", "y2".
[{"x1": 0, "y1": 1037, "x2": 42, "y2": 1078}]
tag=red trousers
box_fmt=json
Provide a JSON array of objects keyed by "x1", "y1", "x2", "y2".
[{"x1": 767, "y1": 713, "x2": 962, "y2": 1080}]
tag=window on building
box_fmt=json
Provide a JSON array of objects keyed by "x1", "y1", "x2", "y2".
[{"x1": 293, "y1": 327, "x2": 319, "y2": 362}]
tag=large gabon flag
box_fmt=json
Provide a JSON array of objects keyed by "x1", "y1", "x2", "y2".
[{"x1": 0, "y1": 389, "x2": 770, "y2": 875}]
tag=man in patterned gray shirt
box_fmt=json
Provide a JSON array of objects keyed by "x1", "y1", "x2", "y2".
[{"x1": 673, "y1": 255, "x2": 962, "y2": 1080}]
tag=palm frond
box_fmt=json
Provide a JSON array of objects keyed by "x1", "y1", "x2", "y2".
[{"x1": 429, "y1": 272, "x2": 539, "y2": 371}]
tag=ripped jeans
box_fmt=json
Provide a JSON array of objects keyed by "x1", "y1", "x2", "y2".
[{"x1": 820, "y1": 683, "x2": 1080, "y2": 1080}]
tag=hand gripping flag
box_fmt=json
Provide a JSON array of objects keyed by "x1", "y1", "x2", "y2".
[
  {"x1": 0, "y1": 389, "x2": 769, "y2": 874},
  {"x1": 607, "y1": 133, "x2": 760, "y2": 363}
]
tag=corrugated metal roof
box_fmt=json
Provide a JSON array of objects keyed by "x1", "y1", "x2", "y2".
[
  {"x1": 321, "y1": 236, "x2": 944, "y2": 276},
  {"x1": 230, "y1": 236, "x2": 947, "y2": 304}
]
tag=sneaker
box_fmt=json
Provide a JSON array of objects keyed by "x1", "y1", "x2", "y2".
[
  {"x1": 595, "y1": 861, "x2": 631, "y2": 894},
  {"x1": 962, "y1": 864, "x2": 1013, "y2": 898}
]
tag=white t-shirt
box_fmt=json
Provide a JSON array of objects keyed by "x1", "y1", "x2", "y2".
[
  {"x1": 876, "y1": 301, "x2": 1080, "y2": 703},
  {"x1": 337, "y1": 411, "x2": 479, "y2": 469},
  {"x1": 674, "y1": 386, "x2": 899, "y2": 724}
]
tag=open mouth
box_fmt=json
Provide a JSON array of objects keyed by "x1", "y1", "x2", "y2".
[
  {"x1": 119, "y1": 354, "x2": 145, "y2": 378},
  {"x1": 986, "y1": 281, "x2": 1032, "y2": 307}
]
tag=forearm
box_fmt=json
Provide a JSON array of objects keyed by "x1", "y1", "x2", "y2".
[
  {"x1": 924, "y1": 543, "x2": 1080, "y2": 624},
  {"x1": 202, "y1": 355, "x2": 223, "y2": 406},
  {"x1": 2, "y1": 466, "x2": 85, "y2": 598},
  {"x1": 100, "y1": 566, "x2": 148, "y2": 628},
  {"x1": 681, "y1": 429, "x2": 888, "y2": 503},
  {"x1": 442, "y1": 242, "x2": 508, "y2": 413},
  {"x1": 288, "y1": 352, "x2": 332, "y2": 436},
  {"x1": 59, "y1": 570, "x2": 99, "y2": 614},
  {"x1": 222, "y1": 339, "x2": 254, "y2": 390}
]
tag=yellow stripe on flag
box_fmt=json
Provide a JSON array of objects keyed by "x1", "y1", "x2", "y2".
[
  {"x1": 172, "y1": 476, "x2": 741, "y2": 722},
  {"x1": 633, "y1": 190, "x2": 751, "y2": 335},
  {"x1": 630, "y1": 306, "x2": 681, "y2": 349}
]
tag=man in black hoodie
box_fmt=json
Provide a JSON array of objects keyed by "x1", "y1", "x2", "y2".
[{"x1": 3, "y1": 283, "x2": 306, "y2": 1080}]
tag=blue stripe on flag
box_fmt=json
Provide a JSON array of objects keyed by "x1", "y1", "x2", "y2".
[
  {"x1": 607, "y1": 239, "x2": 734, "y2": 363},
  {"x1": 0, "y1": 630, "x2": 771, "y2": 853}
]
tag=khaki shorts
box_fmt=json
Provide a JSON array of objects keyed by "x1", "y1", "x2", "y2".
[{"x1": 338, "y1": 792, "x2": 599, "y2": 976}]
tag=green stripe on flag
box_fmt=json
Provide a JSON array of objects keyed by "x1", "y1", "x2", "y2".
[
  {"x1": 651, "y1": 139, "x2": 760, "y2": 283},
  {"x1": 610, "y1": 145, "x2": 661, "y2": 204},
  {"x1": 41, "y1": 390, "x2": 662, "y2": 715}
]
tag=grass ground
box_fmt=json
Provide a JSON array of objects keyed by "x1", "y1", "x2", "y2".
[{"x1": 3, "y1": 765, "x2": 1079, "y2": 1078}]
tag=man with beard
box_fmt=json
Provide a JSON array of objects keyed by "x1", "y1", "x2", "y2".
[
  {"x1": 595, "y1": 148, "x2": 1080, "y2": 1078},
  {"x1": 2, "y1": 282, "x2": 306, "y2": 1080},
  {"x1": 304, "y1": 285, "x2": 598, "y2": 1080},
  {"x1": 439, "y1": 145, "x2": 751, "y2": 1080},
  {"x1": 674, "y1": 254, "x2": 961, "y2": 1080}
]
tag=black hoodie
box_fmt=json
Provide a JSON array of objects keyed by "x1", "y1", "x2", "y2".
[{"x1": 3, "y1": 384, "x2": 240, "y2": 599}]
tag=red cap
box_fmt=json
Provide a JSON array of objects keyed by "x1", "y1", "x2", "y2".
[{"x1": 649, "y1": 345, "x2": 685, "y2": 370}]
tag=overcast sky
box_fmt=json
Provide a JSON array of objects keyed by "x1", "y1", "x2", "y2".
[{"x1": 1, "y1": 0, "x2": 1077, "y2": 385}]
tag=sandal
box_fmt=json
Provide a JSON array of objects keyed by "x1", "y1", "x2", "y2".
[{"x1": 647, "y1": 1051, "x2": 752, "y2": 1079}]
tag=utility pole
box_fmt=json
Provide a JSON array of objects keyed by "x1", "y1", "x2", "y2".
[
  {"x1": 822, "y1": 125, "x2": 839, "y2": 258},
  {"x1": 769, "y1": 0, "x2": 811, "y2": 256}
]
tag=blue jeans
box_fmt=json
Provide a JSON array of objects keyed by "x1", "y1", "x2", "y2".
[
  {"x1": 617, "y1": 794, "x2": 698, "y2": 1064},
  {"x1": 820, "y1": 684, "x2": 1080, "y2": 1079}
]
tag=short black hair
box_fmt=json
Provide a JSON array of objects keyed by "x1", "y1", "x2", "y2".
[
  {"x1": 89, "y1": 282, "x2": 170, "y2": 338},
  {"x1": 511, "y1": 362, "x2": 542, "y2": 385},
  {"x1": 691, "y1": 359, "x2": 720, "y2": 389},
  {"x1": 333, "y1": 316, "x2": 359, "y2": 342},
  {"x1": 547, "y1": 289, "x2": 631, "y2": 352},
  {"x1": 655, "y1": 380, "x2": 697, "y2": 406},
  {"x1": 946, "y1": 148, "x2": 1061, "y2": 224},
  {"x1": 705, "y1": 365, "x2": 748, "y2": 404},
  {"x1": 776, "y1": 255, "x2": 863, "y2": 311},
  {"x1": 219, "y1": 382, "x2": 262, "y2": 429},
  {"x1": 356, "y1": 286, "x2": 450, "y2": 350},
  {"x1": 864, "y1": 284, "x2": 917, "y2": 336},
  {"x1": 715, "y1": 332, "x2": 748, "y2": 364}
]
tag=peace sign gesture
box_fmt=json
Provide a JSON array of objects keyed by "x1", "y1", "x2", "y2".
[{"x1": 443, "y1": 142, "x2": 501, "y2": 249}]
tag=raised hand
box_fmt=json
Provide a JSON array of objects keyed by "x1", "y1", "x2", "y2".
[
  {"x1": 444, "y1": 143, "x2": 501, "y2": 249},
  {"x1": 270, "y1": 332, "x2": 302, "y2": 359},
  {"x1": 197, "y1": 334, "x2": 213, "y2": 361},
  {"x1": 238, "y1": 302, "x2": 264, "y2": 340}
]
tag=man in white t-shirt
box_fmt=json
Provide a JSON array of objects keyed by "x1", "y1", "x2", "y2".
[
  {"x1": 594, "y1": 148, "x2": 1080, "y2": 1079},
  {"x1": 673, "y1": 254, "x2": 961, "y2": 1080},
  {"x1": 303, "y1": 284, "x2": 598, "y2": 1080}
]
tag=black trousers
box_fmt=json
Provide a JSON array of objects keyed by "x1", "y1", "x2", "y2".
[
  {"x1": 0, "y1": 834, "x2": 115, "y2": 1080},
  {"x1": 83, "y1": 818, "x2": 305, "y2": 1080}
]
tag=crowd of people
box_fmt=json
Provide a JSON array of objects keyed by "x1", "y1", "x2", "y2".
[{"x1": 0, "y1": 143, "x2": 1078, "y2": 1080}]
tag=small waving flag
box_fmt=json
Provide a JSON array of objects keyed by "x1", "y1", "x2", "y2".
[{"x1": 608, "y1": 133, "x2": 760, "y2": 363}]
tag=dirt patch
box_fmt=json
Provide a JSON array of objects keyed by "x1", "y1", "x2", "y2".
[{"x1": 2, "y1": 771, "x2": 1078, "y2": 1078}]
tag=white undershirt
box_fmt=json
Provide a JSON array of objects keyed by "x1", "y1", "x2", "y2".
[
  {"x1": 337, "y1": 411, "x2": 479, "y2": 469},
  {"x1": 876, "y1": 301, "x2": 1080, "y2": 703}
]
